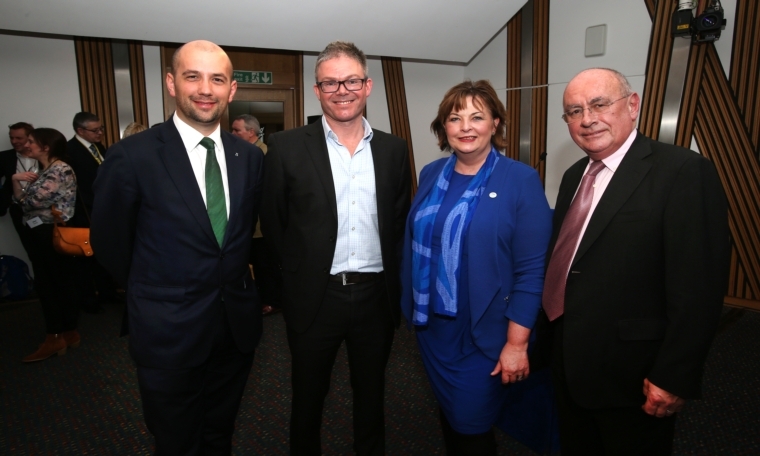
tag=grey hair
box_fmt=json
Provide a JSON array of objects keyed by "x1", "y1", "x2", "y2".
[
  {"x1": 72, "y1": 112, "x2": 100, "y2": 131},
  {"x1": 234, "y1": 114, "x2": 260, "y2": 132},
  {"x1": 314, "y1": 41, "x2": 368, "y2": 82}
]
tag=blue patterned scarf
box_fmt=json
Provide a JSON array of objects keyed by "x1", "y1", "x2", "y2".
[{"x1": 411, "y1": 147, "x2": 500, "y2": 325}]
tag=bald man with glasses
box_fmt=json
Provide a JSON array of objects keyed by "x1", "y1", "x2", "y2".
[{"x1": 543, "y1": 67, "x2": 730, "y2": 455}]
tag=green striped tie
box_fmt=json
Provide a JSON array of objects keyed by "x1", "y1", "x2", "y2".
[{"x1": 199, "y1": 137, "x2": 227, "y2": 247}]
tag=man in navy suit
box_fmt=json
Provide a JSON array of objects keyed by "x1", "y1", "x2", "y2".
[
  {"x1": 545, "y1": 68, "x2": 730, "y2": 455},
  {"x1": 261, "y1": 41, "x2": 411, "y2": 455},
  {"x1": 91, "y1": 40, "x2": 264, "y2": 455}
]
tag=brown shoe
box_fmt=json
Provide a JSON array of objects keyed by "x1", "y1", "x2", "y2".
[
  {"x1": 62, "y1": 330, "x2": 81, "y2": 348},
  {"x1": 22, "y1": 334, "x2": 67, "y2": 363}
]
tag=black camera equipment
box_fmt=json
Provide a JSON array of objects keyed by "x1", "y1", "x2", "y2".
[{"x1": 692, "y1": 0, "x2": 727, "y2": 43}]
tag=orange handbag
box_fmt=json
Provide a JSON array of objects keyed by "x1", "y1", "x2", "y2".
[{"x1": 51, "y1": 205, "x2": 93, "y2": 257}]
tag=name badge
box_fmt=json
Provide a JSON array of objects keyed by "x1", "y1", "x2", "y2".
[{"x1": 26, "y1": 216, "x2": 43, "y2": 228}]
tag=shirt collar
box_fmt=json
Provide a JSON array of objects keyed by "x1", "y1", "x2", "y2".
[
  {"x1": 173, "y1": 112, "x2": 222, "y2": 152},
  {"x1": 75, "y1": 134, "x2": 93, "y2": 149},
  {"x1": 599, "y1": 129, "x2": 637, "y2": 171},
  {"x1": 321, "y1": 115, "x2": 373, "y2": 145}
]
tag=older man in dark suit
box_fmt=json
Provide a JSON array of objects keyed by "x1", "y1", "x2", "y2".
[
  {"x1": 543, "y1": 67, "x2": 730, "y2": 455},
  {"x1": 91, "y1": 40, "x2": 264, "y2": 455},
  {"x1": 66, "y1": 111, "x2": 119, "y2": 310},
  {"x1": 261, "y1": 41, "x2": 411, "y2": 455},
  {"x1": 1, "y1": 122, "x2": 36, "y2": 263}
]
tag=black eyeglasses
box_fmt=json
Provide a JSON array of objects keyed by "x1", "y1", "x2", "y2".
[
  {"x1": 316, "y1": 78, "x2": 367, "y2": 93},
  {"x1": 83, "y1": 126, "x2": 105, "y2": 134},
  {"x1": 562, "y1": 96, "x2": 629, "y2": 124}
]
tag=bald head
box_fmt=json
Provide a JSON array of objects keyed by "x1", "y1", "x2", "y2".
[
  {"x1": 171, "y1": 40, "x2": 232, "y2": 76},
  {"x1": 563, "y1": 68, "x2": 640, "y2": 161},
  {"x1": 166, "y1": 40, "x2": 237, "y2": 136}
]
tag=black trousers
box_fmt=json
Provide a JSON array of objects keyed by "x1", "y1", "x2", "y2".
[
  {"x1": 551, "y1": 318, "x2": 676, "y2": 456},
  {"x1": 26, "y1": 223, "x2": 81, "y2": 334},
  {"x1": 8, "y1": 204, "x2": 38, "y2": 276},
  {"x1": 287, "y1": 277, "x2": 394, "y2": 456},
  {"x1": 439, "y1": 409, "x2": 497, "y2": 456},
  {"x1": 136, "y1": 307, "x2": 255, "y2": 456}
]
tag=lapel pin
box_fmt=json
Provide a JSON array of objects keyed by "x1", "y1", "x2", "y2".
[
  {"x1": 489, "y1": 192, "x2": 497, "y2": 198},
  {"x1": 235, "y1": 153, "x2": 238, "y2": 156}
]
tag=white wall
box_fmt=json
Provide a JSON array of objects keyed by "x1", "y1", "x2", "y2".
[
  {"x1": 402, "y1": 61, "x2": 465, "y2": 173},
  {"x1": 544, "y1": 0, "x2": 654, "y2": 207},
  {"x1": 464, "y1": 26, "x2": 508, "y2": 108},
  {"x1": 0, "y1": 33, "x2": 81, "y2": 268}
]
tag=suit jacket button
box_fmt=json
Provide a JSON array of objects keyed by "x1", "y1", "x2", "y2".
[{"x1": 220, "y1": 254, "x2": 225, "y2": 259}]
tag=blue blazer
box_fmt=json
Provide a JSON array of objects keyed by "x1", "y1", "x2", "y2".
[
  {"x1": 400, "y1": 154, "x2": 552, "y2": 360},
  {"x1": 91, "y1": 120, "x2": 264, "y2": 368}
]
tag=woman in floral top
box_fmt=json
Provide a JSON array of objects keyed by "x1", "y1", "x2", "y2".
[{"x1": 12, "y1": 128, "x2": 82, "y2": 362}]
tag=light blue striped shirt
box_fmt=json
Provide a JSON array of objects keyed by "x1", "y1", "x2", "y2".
[{"x1": 322, "y1": 116, "x2": 383, "y2": 274}]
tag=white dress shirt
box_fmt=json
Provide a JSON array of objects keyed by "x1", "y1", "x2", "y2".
[
  {"x1": 571, "y1": 129, "x2": 638, "y2": 260},
  {"x1": 173, "y1": 113, "x2": 230, "y2": 218},
  {"x1": 323, "y1": 116, "x2": 382, "y2": 274},
  {"x1": 75, "y1": 134, "x2": 103, "y2": 162}
]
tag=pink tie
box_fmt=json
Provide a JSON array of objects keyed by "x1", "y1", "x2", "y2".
[{"x1": 542, "y1": 160, "x2": 606, "y2": 321}]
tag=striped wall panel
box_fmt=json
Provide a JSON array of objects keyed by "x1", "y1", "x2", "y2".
[
  {"x1": 530, "y1": 0, "x2": 549, "y2": 180},
  {"x1": 639, "y1": 0, "x2": 676, "y2": 139},
  {"x1": 381, "y1": 57, "x2": 418, "y2": 195},
  {"x1": 505, "y1": 11, "x2": 522, "y2": 162},
  {"x1": 692, "y1": 45, "x2": 760, "y2": 301},
  {"x1": 729, "y1": 0, "x2": 760, "y2": 158},
  {"x1": 74, "y1": 37, "x2": 119, "y2": 146},
  {"x1": 128, "y1": 41, "x2": 149, "y2": 128},
  {"x1": 641, "y1": 0, "x2": 760, "y2": 309}
]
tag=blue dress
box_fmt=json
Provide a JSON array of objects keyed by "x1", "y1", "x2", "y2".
[{"x1": 416, "y1": 171, "x2": 508, "y2": 434}]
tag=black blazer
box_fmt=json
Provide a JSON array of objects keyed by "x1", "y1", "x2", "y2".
[
  {"x1": 549, "y1": 132, "x2": 730, "y2": 409},
  {"x1": 0, "y1": 149, "x2": 17, "y2": 216},
  {"x1": 67, "y1": 137, "x2": 106, "y2": 214},
  {"x1": 260, "y1": 120, "x2": 411, "y2": 333},
  {"x1": 91, "y1": 121, "x2": 264, "y2": 368}
]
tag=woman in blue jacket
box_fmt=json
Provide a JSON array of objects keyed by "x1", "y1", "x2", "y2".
[{"x1": 401, "y1": 80, "x2": 552, "y2": 454}]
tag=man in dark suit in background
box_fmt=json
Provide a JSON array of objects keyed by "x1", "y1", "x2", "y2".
[
  {"x1": 91, "y1": 40, "x2": 264, "y2": 455},
  {"x1": 1, "y1": 122, "x2": 37, "y2": 265},
  {"x1": 261, "y1": 41, "x2": 411, "y2": 455},
  {"x1": 543, "y1": 68, "x2": 730, "y2": 455},
  {"x1": 66, "y1": 111, "x2": 119, "y2": 311}
]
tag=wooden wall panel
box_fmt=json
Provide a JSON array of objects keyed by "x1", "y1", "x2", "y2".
[
  {"x1": 74, "y1": 37, "x2": 119, "y2": 146},
  {"x1": 381, "y1": 57, "x2": 418, "y2": 195},
  {"x1": 692, "y1": 45, "x2": 760, "y2": 301},
  {"x1": 729, "y1": 0, "x2": 760, "y2": 158},
  {"x1": 641, "y1": 0, "x2": 760, "y2": 309},
  {"x1": 530, "y1": 0, "x2": 549, "y2": 180},
  {"x1": 505, "y1": 11, "x2": 522, "y2": 162},
  {"x1": 639, "y1": 0, "x2": 677, "y2": 139},
  {"x1": 128, "y1": 41, "x2": 149, "y2": 128}
]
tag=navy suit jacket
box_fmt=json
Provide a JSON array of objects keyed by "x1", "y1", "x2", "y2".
[
  {"x1": 400, "y1": 154, "x2": 552, "y2": 360},
  {"x1": 91, "y1": 120, "x2": 264, "y2": 368},
  {"x1": 260, "y1": 120, "x2": 411, "y2": 333},
  {"x1": 549, "y1": 132, "x2": 730, "y2": 408}
]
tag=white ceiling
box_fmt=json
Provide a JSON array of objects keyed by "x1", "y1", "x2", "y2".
[{"x1": 0, "y1": 0, "x2": 526, "y2": 64}]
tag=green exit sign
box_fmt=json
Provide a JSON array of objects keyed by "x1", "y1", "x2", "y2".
[{"x1": 233, "y1": 70, "x2": 273, "y2": 84}]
